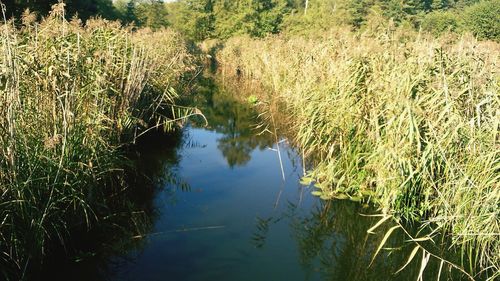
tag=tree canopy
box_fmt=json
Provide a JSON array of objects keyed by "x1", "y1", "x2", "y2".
[
  {"x1": 1, "y1": 0, "x2": 497, "y2": 41},
  {"x1": 163, "y1": 0, "x2": 497, "y2": 41},
  {"x1": 1, "y1": 0, "x2": 119, "y2": 21}
]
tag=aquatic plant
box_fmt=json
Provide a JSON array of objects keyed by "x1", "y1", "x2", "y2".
[
  {"x1": 217, "y1": 29, "x2": 499, "y2": 279},
  {"x1": 0, "y1": 4, "x2": 194, "y2": 278}
]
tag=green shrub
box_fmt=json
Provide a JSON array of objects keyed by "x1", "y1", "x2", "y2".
[
  {"x1": 421, "y1": 10, "x2": 460, "y2": 35},
  {"x1": 463, "y1": 0, "x2": 500, "y2": 41}
]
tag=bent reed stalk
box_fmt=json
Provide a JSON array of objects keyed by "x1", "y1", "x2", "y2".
[
  {"x1": 216, "y1": 29, "x2": 499, "y2": 279},
  {"x1": 0, "y1": 4, "x2": 193, "y2": 277}
]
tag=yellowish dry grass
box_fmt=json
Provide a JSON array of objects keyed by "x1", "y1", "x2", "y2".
[{"x1": 217, "y1": 30, "x2": 499, "y2": 279}]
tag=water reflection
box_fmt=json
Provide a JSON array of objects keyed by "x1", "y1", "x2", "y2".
[
  {"x1": 32, "y1": 76, "x2": 470, "y2": 281},
  {"x1": 290, "y1": 201, "x2": 416, "y2": 281},
  {"x1": 256, "y1": 198, "x2": 468, "y2": 281},
  {"x1": 187, "y1": 76, "x2": 275, "y2": 167},
  {"x1": 201, "y1": 77, "x2": 469, "y2": 281}
]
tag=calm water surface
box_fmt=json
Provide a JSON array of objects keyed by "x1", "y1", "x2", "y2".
[
  {"x1": 113, "y1": 83, "x2": 327, "y2": 281},
  {"x1": 39, "y1": 79, "x2": 464, "y2": 281}
]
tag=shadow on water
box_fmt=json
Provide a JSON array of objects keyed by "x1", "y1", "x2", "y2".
[{"x1": 32, "y1": 129, "x2": 187, "y2": 281}]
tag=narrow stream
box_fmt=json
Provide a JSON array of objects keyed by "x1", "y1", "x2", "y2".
[
  {"x1": 39, "y1": 77, "x2": 464, "y2": 281},
  {"x1": 110, "y1": 80, "x2": 325, "y2": 280}
]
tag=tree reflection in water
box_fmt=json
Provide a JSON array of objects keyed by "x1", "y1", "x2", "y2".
[
  {"x1": 188, "y1": 76, "x2": 275, "y2": 168},
  {"x1": 290, "y1": 200, "x2": 418, "y2": 281}
]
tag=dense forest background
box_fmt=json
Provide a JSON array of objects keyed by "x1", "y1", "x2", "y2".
[
  {"x1": 1, "y1": 0, "x2": 498, "y2": 41},
  {"x1": 165, "y1": 0, "x2": 499, "y2": 40}
]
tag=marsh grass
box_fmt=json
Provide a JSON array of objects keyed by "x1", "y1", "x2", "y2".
[
  {"x1": 0, "y1": 4, "x2": 194, "y2": 278},
  {"x1": 217, "y1": 30, "x2": 499, "y2": 279}
]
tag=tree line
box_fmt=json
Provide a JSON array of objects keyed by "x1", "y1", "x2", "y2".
[
  {"x1": 0, "y1": 0, "x2": 169, "y2": 29},
  {"x1": 1, "y1": 0, "x2": 498, "y2": 41},
  {"x1": 165, "y1": 0, "x2": 498, "y2": 41},
  {"x1": 1, "y1": 0, "x2": 118, "y2": 21}
]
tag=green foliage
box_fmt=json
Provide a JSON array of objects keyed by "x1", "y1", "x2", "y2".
[
  {"x1": 167, "y1": 0, "x2": 286, "y2": 40},
  {"x1": 114, "y1": 0, "x2": 140, "y2": 24},
  {"x1": 164, "y1": 0, "x2": 488, "y2": 40},
  {"x1": 213, "y1": 0, "x2": 285, "y2": 38},
  {"x1": 421, "y1": 10, "x2": 460, "y2": 35},
  {"x1": 2, "y1": 0, "x2": 493, "y2": 41},
  {"x1": 114, "y1": 0, "x2": 170, "y2": 29},
  {"x1": 135, "y1": 0, "x2": 170, "y2": 29},
  {"x1": 346, "y1": 0, "x2": 372, "y2": 28},
  {"x1": 462, "y1": 0, "x2": 500, "y2": 41},
  {"x1": 167, "y1": 0, "x2": 215, "y2": 41},
  {"x1": 252, "y1": 0, "x2": 287, "y2": 36},
  {"x1": 280, "y1": 0, "x2": 350, "y2": 34},
  {"x1": 1, "y1": 0, "x2": 120, "y2": 21}
]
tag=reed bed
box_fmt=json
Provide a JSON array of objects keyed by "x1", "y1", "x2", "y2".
[
  {"x1": 0, "y1": 4, "x2": 191, "y2": 277},
  {"x1": 217, "y1": 30, "x2": 499, "y2": 279}
]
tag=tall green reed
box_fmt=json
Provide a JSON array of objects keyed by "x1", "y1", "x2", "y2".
[
  {"x1": 0, "y1": 3, "x2": 193, "y2": 278},
  {"x1": 217, "y1": 30, "x2": 499, "y2": 279}
]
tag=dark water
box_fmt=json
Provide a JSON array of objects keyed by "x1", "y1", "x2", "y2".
[{"x1": 37, "y1": 78, "x2": 467, "y2": 281}]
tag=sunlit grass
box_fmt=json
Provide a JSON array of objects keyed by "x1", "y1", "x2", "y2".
[{"x1": 217, "y1": 29, "x2": 499, "y2": 279}]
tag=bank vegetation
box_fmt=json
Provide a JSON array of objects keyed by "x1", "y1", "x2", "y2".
[
  {"x1": 217, "y1": 28, "x2": 499, "y2": 279},
  {"x1": 0, "y1": 4, "x2": 192, "y2": 278}
]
